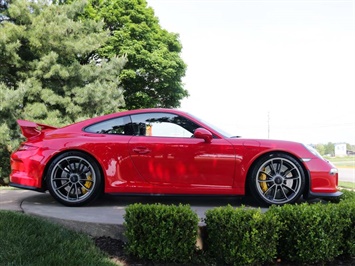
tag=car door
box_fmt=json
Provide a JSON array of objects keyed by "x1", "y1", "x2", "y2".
[
  {"x1": 83, "y1": 115, "x2": 146, "y2": 185},
  {"x1": 128, "y1": 112, "x2": 236, "y2": 187}
]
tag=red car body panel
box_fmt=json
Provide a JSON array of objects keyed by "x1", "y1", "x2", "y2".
[{"x1": 10, "y1": 108, "x2": 340, "y2": 203}]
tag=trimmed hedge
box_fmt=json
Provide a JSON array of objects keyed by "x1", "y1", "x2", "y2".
[
  {"x1": 205, "y1": 206, "x2": 280, "y2": 266},
  {"x1": 124, "y1": 203, "x2": 199, "y2": 263},
  {"x1": 340, "y1": 189, "x2": 355, "y2": 202},
  {"x1": 338, "y1": 190, "x2": 355, "y2": 256},
  {"x1": 268, "y1": 202, "x2": 351, "y2": 264},
  {"x1": 123, "y1": 191, "x2": 355, "y2": 265}
]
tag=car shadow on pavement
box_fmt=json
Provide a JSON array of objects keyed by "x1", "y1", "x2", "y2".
[{"x1": 95, "y1": 193, "x2": 323, "y2": 209}]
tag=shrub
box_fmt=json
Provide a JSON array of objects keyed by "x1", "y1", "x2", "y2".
[
  {"x1": 339, "y1": 202, "x2": 355, "y2": 256},
  {"x1": 0, "y1": 144, "x2": 11, "y2": 184},
  {"x1": 340, "y1": 189, "x2": 355, "y2": 202},
  {"x1": 124, "y1": 203, "x2": 199, "y2": 263},
  {"x1": 269, "y1": 202, "x2": 351, "y2": 264},
  {"x1": 338, "y1": 190, "x2": 355, "y2": 256},
  {"x1": 205, "y1": 206, "x2": 280, "y2": 266}
]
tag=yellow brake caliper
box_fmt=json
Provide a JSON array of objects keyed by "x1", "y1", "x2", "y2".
[
  {"x1": 259, "y1": 169, "x2": 268, "y2": 192},
  {"x1": 81, "y1": 175, "x2": 93, "y2": 194}
]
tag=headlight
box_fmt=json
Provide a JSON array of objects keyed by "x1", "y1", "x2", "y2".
[{"x1": 329, "y1": 168, "x2": 338, "y2": 175}]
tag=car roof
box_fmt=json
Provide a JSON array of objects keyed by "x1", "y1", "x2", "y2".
[{"x1": 60, "y1": 108, "x2": 189, "y2": 131}]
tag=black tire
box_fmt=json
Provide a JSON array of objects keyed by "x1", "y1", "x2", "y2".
[
  {"x1": 46, "y1": 151, "x2": 102, "y2": 206},
  {"x1": 249, "y1": 153, "x2": 305, "y2": 206}
]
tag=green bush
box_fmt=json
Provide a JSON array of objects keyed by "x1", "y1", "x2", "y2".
[
  {"x1": 123, "y1": 192, "x2": 354, "y2": 264},
  {"x1": 205, "y1": 206, "x2": 280, "y2": 266},
  {"x1": 269, "y1": 202, "x2": 351, "y2": 264},
  {"x1": 0, "y1": 144, "x2": 11, "y2": 184},
  {"x1": 340, "y1": 189, "x2": 355, "y2": 202},
  {"x1": 124, "y1": 203, "x2": 199, "y2": 263},
  {"x1": 338, "y1": 190, "x2": 355, "y2": 256}
]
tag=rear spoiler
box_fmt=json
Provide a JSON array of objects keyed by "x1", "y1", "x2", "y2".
[{"x1": 17, "y1": 120, "x2": 57, "y2": 139}]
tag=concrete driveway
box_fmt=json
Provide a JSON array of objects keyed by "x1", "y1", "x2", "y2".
[
  {"x1": 0, "y1": 181, "x2": 349, "y2": 240},
  {"x1": 0, "y1": 189, "x2": 265, "y2": 239}
]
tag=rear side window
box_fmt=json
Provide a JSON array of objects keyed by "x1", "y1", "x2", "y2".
[{"x1": 84, "y1": 116, "x2": 134, "y2": 135}]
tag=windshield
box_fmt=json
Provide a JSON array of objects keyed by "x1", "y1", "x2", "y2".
[{"x1": 187, "y1": 113, "x2": 235, "y2": 138}]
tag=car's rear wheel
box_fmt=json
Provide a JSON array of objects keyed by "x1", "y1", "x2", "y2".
[
  {"x1": 46, "y1": 151, "x2": 102, "y2": 206},
  {"x1": 249, "y1": 153, "x2": 305, "y2": 206}
]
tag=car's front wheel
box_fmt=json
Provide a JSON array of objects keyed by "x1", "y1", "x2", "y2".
[
  {"x1": 249, "y1": 153, "x2": 305, "y2": 206},
  {"x1": 46, "y1": 151, "x2": 102, "y2": 206}
]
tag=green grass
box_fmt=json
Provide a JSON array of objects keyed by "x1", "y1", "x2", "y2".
[
  {"x1": 0, "y1": 186, "x2": 16, "y2": 190},
  {"x1": 339, "y1": 181, "x2": 355, "y2": 190},
  {"x1": 327, "y1": 156, "x2": 355, "y2": 168},
  {"x1": 328, "y1": 157, "x2": 354, "y2": 189},
  {"x1": 0, "y1": 211, "x2": 118, "y2": 266}
]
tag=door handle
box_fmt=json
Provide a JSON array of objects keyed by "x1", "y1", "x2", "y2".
[{"x1": 132, "y1": 147, "x2": 151, "y2": 154}]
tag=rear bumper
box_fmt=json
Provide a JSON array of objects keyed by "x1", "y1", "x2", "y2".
[{"x1": 10, "y1": 146, "x2": 49, "y2": 189}]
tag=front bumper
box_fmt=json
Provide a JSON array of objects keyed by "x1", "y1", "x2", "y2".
[
  {"x1": 302, "y1": 157, "x2": 341, "y2": 198},
  {"x1": 304, "y1": 190, "x2": 343, "y2": 200}
]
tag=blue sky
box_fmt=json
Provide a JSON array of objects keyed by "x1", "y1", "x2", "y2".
[{"x1": 147, "y1": 0, "x2": 355, "y2": 145}]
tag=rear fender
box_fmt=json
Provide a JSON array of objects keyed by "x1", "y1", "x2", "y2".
[{"x1": 41, "y1": 149, "x2": 105, "y2": 192}]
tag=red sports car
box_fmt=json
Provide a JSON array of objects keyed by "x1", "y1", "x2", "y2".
[{"x1": 10, "y1": 108, "x2": 341, "y2": 206}]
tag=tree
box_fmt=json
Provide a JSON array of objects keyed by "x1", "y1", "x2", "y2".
[
  {"x1": 324, "y1": 142, "x2": 335, "y2": 156},
  {"x1": 346, "y1": 143, "x2": 355, "y2": 153},
  {"x1": 315, "y1": 143, "x2": 325, "y2": 156},
  {"x1": 0, "y1": 0, "x2": 9, "y2": 22},
  {"x1": 83, "y1": 0, "x2": 188, "y2": 109},
  {"x1": 0, "y1": 0, "x2": 126, "y2": 180}
]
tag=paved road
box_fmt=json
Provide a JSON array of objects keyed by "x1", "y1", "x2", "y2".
[
  {"x1": 0, "y1": 189, "x2": 269, "y2": 239},
  {"x1": 0, "y1": 189, "x2": 263, "y2": 222},
  {"x1": 1, "y1": 166, "x2": 352, "y2": 239},
  {"x1": 338, "y1": 167, "x2": 355, "y2": 183},
  {"x1": 0, "y1": 178, "x2": 349, "y2": 240}
]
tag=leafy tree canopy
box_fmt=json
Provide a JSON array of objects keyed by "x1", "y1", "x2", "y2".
[
  {"x1": 0, "y1": 0, "x2": 9, "y2": 21},
  {"x1": 82, "y1": 0, "x2": 188, "y2": 109},
  {"x1": 0, "y1": 0, "x2": 127, "y2": 145},
  {"x1": 0, "y1": 0, "x2": 187, "y2": 180}
]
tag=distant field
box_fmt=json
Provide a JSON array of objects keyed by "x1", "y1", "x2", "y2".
[
  {"x1": 326, "y1": 156, "x2": 355, "y2": 168},
  {"x1": 339, "y1": 181, "x2": 355, "y2": 189}
]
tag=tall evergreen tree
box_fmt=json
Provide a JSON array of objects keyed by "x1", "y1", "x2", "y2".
[
  {"x1": 0, "y1": 0, "x2": 127, "y2": 181},
  {"x1": 0, "y1": 0, "x2": 127, "y2": 144},
  {"x1": 0, "y1": 0, "x2": 9, "y2": 22}
]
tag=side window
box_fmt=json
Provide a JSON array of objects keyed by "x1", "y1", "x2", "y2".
[
  {"x1": 84, "y1": 116, "x2": 134, "y2": 135},
  {"x1": 131, "y1": 113, "x2": 200, "y2": 138}
]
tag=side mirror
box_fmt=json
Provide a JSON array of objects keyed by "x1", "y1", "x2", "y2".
[{"x1": 194, "y1": 128, "x2": 213, "y2": 143}]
